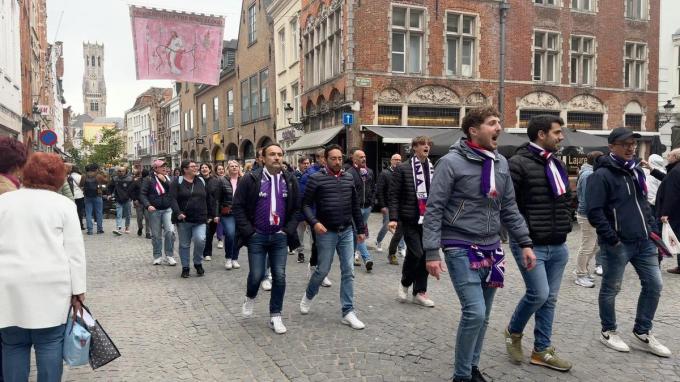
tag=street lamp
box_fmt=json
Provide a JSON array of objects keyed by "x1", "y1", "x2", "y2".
[
  {"x1": 662, "y1": 100, "x2": 676, "y2": 124},
  {"x1": 284, "y1": 103, "x2": 304, "y2": 131}
]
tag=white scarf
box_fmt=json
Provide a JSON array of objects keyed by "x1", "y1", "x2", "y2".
[
  {"x1": 411, "y1": 156, "x2": 434, "y2": 224},
  {"x1": 263, "y1": 167, "x2": 281, "y2": 226},
  {"x1": 528, "y1": 142, "x2": 568, "y2": 197}
]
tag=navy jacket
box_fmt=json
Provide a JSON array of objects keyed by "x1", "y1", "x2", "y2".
[{"x1": 302, "y1": 167, "x2": 364, "y2": 233}]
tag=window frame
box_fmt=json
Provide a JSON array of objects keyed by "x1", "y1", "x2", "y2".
[
  {"x1": 532, "y1": 30, "x2": 561, "y2": 83},
  {"x1": 278, "y1": 28, "x2": 286, "y2": 70},
  {"x1": 390, "y1": 5, "x2": 425, "y2": 75},
  {"x1": 227, "y1": 89, "x2": 234, "y2": 129},
  {"x1": 241, "y1": 80, "x2": 250, "y2": 124},
  {"x1": 290, "y1": 18, "x2": 299, "y2": 64},
  {"x1": 247, "y1": 3, "x2": 257, "y2": 45},
  {"x1": 570, "y1": 0, "x2": 596, "y2": 12},
  {"x1": 625, "y1": 0, "x2": 648, "y2": 20},
  {"x1": 534, "y1": 0, "x2": 560, "y2": 7},
  {"x1": 569, "y1": 35, "x2": 595, "y2": 86},
  {"x1": 260, "y1": 69, "x2": 269, "y2": 118},
  {"x1": 302, "y1": 8, "x2": 342, "y2": 88},
  {"x1": 444, "y1": 12, "x2": 477, "y2": 78},
  {"x1": 623, "y1": 41, "x2": 647, "y2": 90}
]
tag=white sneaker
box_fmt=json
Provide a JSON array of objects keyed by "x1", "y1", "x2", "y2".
[
  {"x1": 153, "y1": 257, "x2": 163, "y2": 265},
  {"x1": 633, "y1": 332, "x2": 672, "y2": 357},
  {"x1": 217, "y1": 240, "x2": 224, "y2": 249},
  {"x1": 587, "y1": 274, "x2": 596, "y2": 281},
  {"x1": 574, "y1": 276, "x2": 595, "y2": 288},
  {"x1": 595, "y1": 265, "x2": 603, "y2": 276},
  {"x1": 398, "y1": 284, "x2": 409, "y2": 302},
  {"x1": 165, "y1": 256, "x2": 177, "y2": 266},
  {"x1": 600, "y1": 330, "x2": 630, "y2": 352},
  {"x1": 413, "y1": 292, "x2": 435, "y2": 307},
  {"x1": 269, "y1": 316, "x2": 287, "y2": 334},
  {"x1": 232, "y1": 260, "x2": 241, "y2": 269},
  {"x1": 261, "y1": 278, "x2": 272, "y2": 291},
  {"x1": 322, "y1": 277, "x2": 332, "y2": 287},
  {"x1": 225, "y1": 259, "x2": 233, "y2": 270},
  {"x1": 341, "y1": 311, "x2": 365, "y2": 330},
  {"x1": 300, "y1": 294, "x2": 313, "y2": 314},
  {"x1": 242, "y1": 297, "x2": 255, "y2": 317},
  {"x1": 204, "y1": 255, "x2": 212, "y2": 261},
  {"x1": 375, "y1": 241, "x2": 383, "y2": 252}
]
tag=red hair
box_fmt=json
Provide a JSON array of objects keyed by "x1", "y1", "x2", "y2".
[{"x1": 22, "y1": 153, "x2": 67, "y2": 192}]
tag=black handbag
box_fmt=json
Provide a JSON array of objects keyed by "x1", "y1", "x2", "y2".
[{"x1": 82, "y1": 305, "x2": 121, "y2": 369}]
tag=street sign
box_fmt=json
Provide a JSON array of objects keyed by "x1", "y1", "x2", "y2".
[
  {"x1": 39, "y1": 130, "x2": 58, "y2": 146},
  {"x1": 355, "y1": 77, "x2": 372, "y2": 87},
  {"x1": 342, "y1": 112, "x2": 354, "y2": 126},
  {"x1": 195, "y1": 138, "x2": 205, "y2": 144}
]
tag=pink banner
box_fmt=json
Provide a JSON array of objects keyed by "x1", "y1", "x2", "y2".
[{"x1": 130, "y1": 6, "x2": 225, "y2": 85}]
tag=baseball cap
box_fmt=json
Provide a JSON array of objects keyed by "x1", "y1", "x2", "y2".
[
  {"x1": 152, "y1": 159, "x2": 166, "y2": 168},
  {"x1": 608, "y1": 127, "x2": 641, "y2": 144}
]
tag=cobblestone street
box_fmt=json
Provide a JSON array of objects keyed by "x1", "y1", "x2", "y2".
[{"x1": 61, "y1": 214, "x2": 680, "y2": 382}]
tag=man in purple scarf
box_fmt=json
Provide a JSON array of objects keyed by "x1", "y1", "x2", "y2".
[{"x1": 504, "y1": 115, "x2": 573, "y2": 371}]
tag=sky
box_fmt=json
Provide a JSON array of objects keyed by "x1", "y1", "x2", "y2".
[{"x1": 46, "y1": 0, "x2": 243, "y2": 118}]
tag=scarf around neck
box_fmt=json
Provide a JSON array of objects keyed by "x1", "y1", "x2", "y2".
[
  {"x1": 262, "y1": 167, "x2": 283, "y2": 225},
  {"x1": 154, "y1": 174, "x2": 167, "y2": 195},
  {"x1": 411, "y1": 156, "x2": 433, "y2": 224},
  {"x1": 465, "y1": 141, "x2": 498, "y2": 198},
  {"x1": 610, "y1": 153, "x2": 648, "y2": 195},
  {"x1": 526, "y1": 142, "x2": 569, "y2": 198}
]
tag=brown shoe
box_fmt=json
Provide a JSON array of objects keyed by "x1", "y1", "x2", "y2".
[
  {"x1": 388, "y1": 254, "x2": 399, "y2": 265},
  {"x1": 667, "y1": 267, "x2": 680, "y2": 274}
]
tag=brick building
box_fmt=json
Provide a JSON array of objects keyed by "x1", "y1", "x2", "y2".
[{"x1": 296, "y1": 0, "x2": 660, "y2": 171}]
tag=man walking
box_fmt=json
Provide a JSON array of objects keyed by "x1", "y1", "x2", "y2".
[
  {"x1": 294, "y1": 156, "x2": 311, "y2": 262},
  {"x1": 80, "y1": 163, "x2": 108, "y2": 235},
  {"x1": 140, "y1": 159, "x2": 176, "y2": 266},
  {"x1": 108, "y1": 166, "x2": 134, "y2": 235},
  {"x1": 504, "y1": 115, "x2": 572, "y2": 371},
  {"x1": 130, "y1": 169, "x2": 152, "y2": 238},
  {"x1": 587, "y1": 127, "x2": 670, "y2": 357},
  {"x1": 388, "y1": 137, "x2": 435, "y2": 307},
  {"x1": 235, "y1": 144, "x2": 299, "y2": 334},
  {"x1": 423, "y1": 106, "x2": 535, "y2": 382},
  {"x1": 574, "y1": 151, "x2": 604, "y2": 286},
  {"x1": 376, "y1": 153, "x2": 405, "y2": 264},
  {"x1": 300, "y1": 144, "x2": 366, "y2": 330},
  {"x1": 346, "y1": 149, "x2": 375, "y2": 272},
  {"x1": 658, "y1": 149, "x2": 680, "y2": 274}
]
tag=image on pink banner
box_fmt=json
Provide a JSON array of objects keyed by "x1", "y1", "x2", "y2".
[{"x1": 130, "y1": 6, "x2": 225, "y2": 85}]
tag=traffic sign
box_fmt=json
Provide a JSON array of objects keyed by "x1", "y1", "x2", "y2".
[
  {"x1": 195, "y1": 138, "x2": 205, "y2": 144},
  {"x1": 39, "y1": 130, "x2": 58, "y2": 146},
  {"x1": 342, "y1": 112, "x2": 354, "y2": 126}
]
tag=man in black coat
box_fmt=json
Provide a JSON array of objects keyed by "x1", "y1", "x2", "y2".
[
  {"x1": 657, "y1": 148, "x2": 680, "y2": 274},
  {"x1": 346, "y1": 149, "x2": 376, "y2": 271},
  {"x1": 108, "y1": 166, "x2": 133, "y2": 235},
  {"x1": 141, "y1": 160, "x2": 176, "y2": 265},
  {"x1": 375, "y1": 153, "x2": 405, "y2": 264},
  {"x1": 388, "y1": 137, "x2": 434, "y2": 307},
  {"x1": 233, "y1": 143, "x2": 300, "y2": 335},
  {"x1": 504, "y1": 115, "x2": 572, "y2": 371}
]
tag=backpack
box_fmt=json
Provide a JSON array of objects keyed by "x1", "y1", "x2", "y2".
[{"x1": 83, "y1": 176, "x2": 99, "y2": 197}]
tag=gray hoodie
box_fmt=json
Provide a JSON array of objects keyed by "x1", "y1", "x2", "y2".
[{"x1": 422, "y1": 139, "x2": 532, "y2": 261}]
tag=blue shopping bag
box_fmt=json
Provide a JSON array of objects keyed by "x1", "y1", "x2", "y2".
[{"x1": 62, "y1": 307, "x2": 91, "y2": 367}]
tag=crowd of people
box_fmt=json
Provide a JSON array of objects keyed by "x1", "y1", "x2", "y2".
[{"x1": 1, "y1": 104, "x2": 680, "y2": 381}]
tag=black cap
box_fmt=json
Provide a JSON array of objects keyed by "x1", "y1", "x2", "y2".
[{"x1": 608, "y1": 127, "x2": 641, "y2": 144}]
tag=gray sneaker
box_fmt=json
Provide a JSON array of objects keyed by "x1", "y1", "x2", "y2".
[{"x1": 504, "y1": 328, "x2": 524, "y2": 364}]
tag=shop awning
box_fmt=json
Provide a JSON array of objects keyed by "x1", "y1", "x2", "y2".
[
  {"x1": 287, "y1": 126, "x2": 344, "y2": 151},
  {"x1": 363, "y1": 125, "x2": 452, "y2": 144}
]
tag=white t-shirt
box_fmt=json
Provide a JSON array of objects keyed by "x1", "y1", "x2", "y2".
[{"x1": 70, "y1": 172, "x2": 84, "y2": 199}]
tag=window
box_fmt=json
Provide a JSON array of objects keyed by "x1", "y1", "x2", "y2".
[
  {"x1": 533, "y1": 31, "x2": 560, "y2": 83},
  {"x1": 625, "y1": 114, "x2": 643, "y2": 130},
  {"x1": 391, "y1": 6, "x2": 424, "y2": 74},
  {"x1": 247, "y1": 4, "x2": 257, "y2": 45},
  {"x1": 200, "y1": 103, "x2": 207, "y2": 135},
  {"x1": 408, "y1": 107, "x2": 460, "y2": 127},
  {"x1": 570, "y1": 36, "x2": 594, "y2": 85},
  {"x1": 571, "y1": 0, "x2": 594, "y2": 11},
  {"x1": 250, "y1": 75, "x2": 259, "y2": 120},
  {"x1": 303, "y1": 9, "x2": 341, "y2": 87},
  {"x1": 378, "y1": 105, "x2": 402, "y2": 125},
  {"x1": 98, "y1": 56, "x2": 101, "y2": 67},
  {"x1": 213, "y1": 96, "x2": 219, "y2": 132},
  {"x1": 189, "y1": 109, "x2": 194, "y2": 138},
  {"x1": 624, "y1": 42, "x2": 646, "y2": 89},
  {"x1": 280, "y1": 89, "x2": 287, "y2": 119},
  {"x1": 227, "y1": 90, "x2": 234, "y2": 128},
  {"x1": 260, "y1": 69, "x2": 269, "y2": 118},
  {"x1": 241, "y1": 80, "x2": 250, "y2": 123},
  {"x1": 519, "y1": 110, "x2": 561, "y2": 128},
  {"x1": 625, "y1": 0, "x2": 647, "y2": 19},
  {"x1": 291, "y1": 83, "x2": 300, "y2": 122},
  {"x1": 290, "y1": 18, "x2": 299, "y2": 62},
  {"x1": 567, "y1": 111, "x2": 603, "y2": 130},
  {"x1": 534, "y1": 0, "x2": 557, "y2": 5},
  {"x1": 278, "y1": 29, "x2": 286, "y2": 68},
  {"x1": 91, "y1": 56, "x2": 95, "y2": 66},
  {"x1": 446, "y1": 13, "x2": 476, "y2": 77}
]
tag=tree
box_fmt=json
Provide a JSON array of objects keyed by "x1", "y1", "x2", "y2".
[{"x1": 84, "y1": 128, "x2": 126, "y2": 167}]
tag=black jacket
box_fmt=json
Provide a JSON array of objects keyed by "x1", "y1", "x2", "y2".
[
  {"x1": 388, "y1": 159, "x2": 430, "y2": 225},
  {"x1": 509, "y1": 144, "x2": 572, "y2": 245},
  {"x1": 375, "y1": 167, "x2": 394, "y2": 209},
  {"x1": 232, "y1": 168, "x2": 300, "y2": 248},
  {"x1": 170, "y1": 176, "x2": 216, "y2": 224},
  {"x1": 202, "y1": 175, "x2": 223, "y2": 211},
  {"x1": 128, "y1": 177, "x2": 143, "y2": 202},
  {"x1": 656, "y1": 162, "x2": 680, "y2": 222},
  {"x1": 140, "y1": 174, "x2": 173, "y2": 210},
  {"x1": 303, "y1": 167, "x2": 364, "y2": 233},
  {"x1": 586, "y1": 154, "x2": 657, "y2": 245},
  {"x1": 108, "y1": 174, "x2": 133, "y2": 203},
  {"x1": 346, "y1": 166, "x2": 376, "y2": 209},
  {"x1": 217, "y1": 176, "x2": 235, "y2": 216}
]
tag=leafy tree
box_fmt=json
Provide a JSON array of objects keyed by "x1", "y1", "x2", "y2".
[{"x1": 84, "y1": 128, "x2": 126, "y2": 167}]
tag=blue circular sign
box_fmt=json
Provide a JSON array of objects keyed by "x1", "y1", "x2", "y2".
[{"x1": 39, "y1": 130, "x2": 58, "y2": 146}]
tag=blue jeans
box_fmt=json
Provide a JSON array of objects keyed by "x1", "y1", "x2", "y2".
[
  {"x1": 115, "y1": 200, "x2": 132, "y2": 229},
  {"x1": 1, "y1": 325, "x2": 65, "y2": 382},
  {"x1": 355, "y1": 208, "x2": 372, "y2": 261},
  {"x1": 245, "y1": 232, "x2": 288, "y2": 314},
  {"x1": 599, "y1": 240, "x2": 662, "y2": 334},
  {"x1": 220, "y1": 215, "x2": 238, "y2": 260},
  {"x1": 376, "y1": 210, "x2": 405, "y2": 250},
  {"x1": 84, "y1": 196, "x2": 103, "y2": 233},
  {"x1": 306, "y1": 227, "x2": 356, "y2": 316},
  {"x1": 177, "y1": 222, "x2": 206, "y2": 268},
  {"x1": 149, "y1": 208, "x2": 175, "y2": 259},
  {"x1": 508, "y1": 243, "x2": 569, "y2": 351},
  {"x1": 444, "y1": 247, "x2": 496, "y2": 380}
]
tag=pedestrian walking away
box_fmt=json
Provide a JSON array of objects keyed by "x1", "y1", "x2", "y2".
[
  {"x1": 504, "y1": 115, "x2": 573, "y2": 371},
  {"x1": 141, "y1": 160, "x2": 177, "y2": 266},
  {"x1": 656, "y1": 149, "x2": 680, "y2": 274},
  {"x1": 220, "y1": 161, "x2": 242, "y2": 270},
  {"x1": 586, "y1": 127, "x2": 670, "y2": 358},
  {"x1": 130, "y1": 169, "x2": 151, "y2": 238},
  {"x1": 68, "y1": 166, "x2": 86, "y2": 230},
  {"x1": 200, "y1": 163, "x2": 222, "y2": 262},
  {"x1": 376, "y1": 153, "x2": 406, "y2": 264},
  {"x1": 422, "y1": 106, "x2": 536, "y2": 382},
  {"x1": 108, "y1": 166, "x2": 133, "y2": 235},
  {"x1": 574, "y1": 151, "x2": 604, "y2": 287},
  {"x1": 79, "y1": 163, "x2": 108, "y2": 235},
  {"x1": 347, "y1": 149, "x2": 376, "y2": 272},
  {"x1": 300, "y1": 144, "x2": 367, "y2": 330},
  {"x1": 388, "y1": 137, "x2": 435, "y2": 307},
  {"x1": 294, "y1": 156, "x2": 311, "y2": 263},
  {"x1": 234, "y1": 143, "x2": 300, "y2": 334}
]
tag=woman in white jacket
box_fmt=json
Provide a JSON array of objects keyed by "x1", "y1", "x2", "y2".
[{"x1": 0, "y1": 153, "x2": 86, "y2": 382}]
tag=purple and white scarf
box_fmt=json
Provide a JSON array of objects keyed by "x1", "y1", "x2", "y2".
[
  {"x1": 262, "y1": 167, "x2": 284, "y2": 226},
  {"x1": 411, "y1": 156, "x2": 434, "y2": 224},
  {"x1": 443, "y1": 241, "x2": 506, "y2": 288},
  {"x1": 526, "y1": 142, "x2": 569, "y2": 198},
  {"x1": 465, "y1": 141, "x2": 498, "y2": 198},
  {"x1": 610, "y1": 153, "x2": 648, "y2": 195}
]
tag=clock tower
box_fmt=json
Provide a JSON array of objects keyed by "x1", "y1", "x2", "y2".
[{"x1": 82, "y1": 42, "x2": 107, "y2": 118}]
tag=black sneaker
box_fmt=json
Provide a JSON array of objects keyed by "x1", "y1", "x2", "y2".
[
  {"x1": 365, "y1": 260, "x2": 373, "y2": 273},
  {"x1": 146, "y1": 232, "x2": 152, "y2": 239},
  {"x1": 96, "y1": 230, "x2": 105, "y2": 234},
  {"x1": 471, "y1": 367, "x2": 488, "y2": 382},
  {"x1": 137, "y1": 228, "x2": 142, "y2": 236},
  {"x1": 181, "y1": 267, "x2": 190, "y2": 278},
  {"x1": 195, "y1": 264, "x2": 205, "y2": 277},
  {"x1": 297, "y1": 252, "x2": 305, "y2": 263}
]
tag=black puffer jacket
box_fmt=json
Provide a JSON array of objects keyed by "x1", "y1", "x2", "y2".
[
  {"x1": 509, "y1": 144, "x2": 572, "y2": 245},
  {"x1": 217, "y1": 176, "x2": 234, "y2": 216},
  {"x1": 375, "y1": 167, "x2": 394, "y2": 209},
  {"x1": 346, "y1": 166, "x2": 376, "y2": 209},
  {"x1": 140, "y1": 174, "x2": 173, "y2": 210},
  {"x1": 388, "y1": 159, "x2": 430, "y2": 225},
  {"x1": 202, "y1": 175, "x2": 222, "y2": 211},
  {"x1": 169, "y1": 176, "x2": 216, "y2": 224},
  {"x1": 303, "y1": 167, "x2": 365, "y2": 233},
  {"x1": 108, "y1": 174, "x2": 133, "y2": 203}
]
